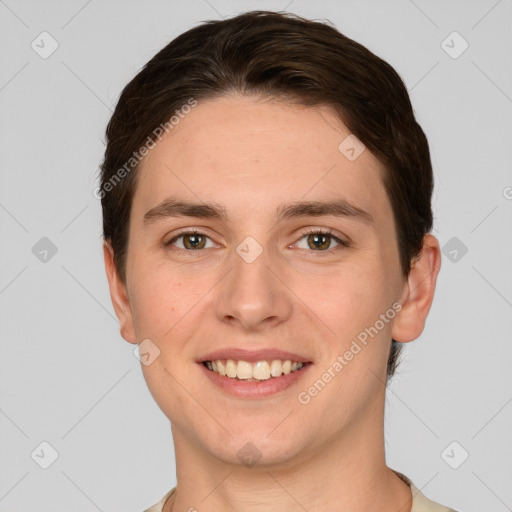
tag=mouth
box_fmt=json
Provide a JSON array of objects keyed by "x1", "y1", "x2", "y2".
[
  {"x1": 197, "y1": 348, "x2": 313, "y2": 398},
  {"x1": 202, "y1": 358, "x2": 311, "y2": 382}
]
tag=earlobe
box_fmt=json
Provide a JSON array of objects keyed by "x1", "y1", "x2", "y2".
[
  {"x1": 102, "y1": 240, "x2": 138, "y2": 344},
  {"x1": 391, "y1": 234, "x2": 442, "y2": 343}
]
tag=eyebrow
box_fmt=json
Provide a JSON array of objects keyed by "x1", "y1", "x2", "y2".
[{"x1": 143, "y1": 196, "x2": 374, "y2": 227}]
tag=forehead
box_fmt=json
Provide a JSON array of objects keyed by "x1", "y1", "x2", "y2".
[{"x1": 132, "y1": 94, "x2": 391, "y2": 226}]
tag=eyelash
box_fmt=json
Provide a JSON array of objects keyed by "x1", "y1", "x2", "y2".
[{"x1": 164, "y1": 228, "x2": 350, "y2": 256}]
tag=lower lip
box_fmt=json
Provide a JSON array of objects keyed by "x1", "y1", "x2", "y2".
[{"x1": 199, "y1": 362, "x2": 313, "y2": 399}]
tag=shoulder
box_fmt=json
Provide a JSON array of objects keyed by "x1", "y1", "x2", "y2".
[
  {"x1": 410, "y1": 483, "x2": 460, "y2": 512},
  {"x1": 143, "y1": 487, "x2": 176, "y2": 512},
  {"x1": 393, "y1": 470, "x2": 461, "y2": 512}
]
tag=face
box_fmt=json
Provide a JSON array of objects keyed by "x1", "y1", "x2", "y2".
[{"x1": 104, "y1": 93, "x2": 439, "y2": 468}]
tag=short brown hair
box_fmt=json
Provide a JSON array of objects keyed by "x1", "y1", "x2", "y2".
[{"x1": 98, "y1": 10, "x2": 434, "y2": 381}]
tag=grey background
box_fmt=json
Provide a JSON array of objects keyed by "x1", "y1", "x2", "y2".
[{"x1": 1, "y1": 0, "x2": 511, "y2": 511}]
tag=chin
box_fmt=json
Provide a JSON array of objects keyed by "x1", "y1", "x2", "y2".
[{"x1": 198, "y1": 424, "x2": 308, "y2": 469}]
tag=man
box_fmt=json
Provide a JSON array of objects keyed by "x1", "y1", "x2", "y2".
[{"x1": 99, "y1": 10, "x2": 456, "y2": 512}]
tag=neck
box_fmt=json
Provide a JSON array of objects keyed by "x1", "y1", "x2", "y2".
[{"x1": 165, "y1": 394, "x2": 412, "y2": 512}]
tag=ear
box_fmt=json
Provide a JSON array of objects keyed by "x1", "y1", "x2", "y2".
[
  {"x1": 392, "y1": 234, "x2": 442, "y2": 343},
  {"x1": 103, "y1": 240, "x2": 138, "y2": 344}
]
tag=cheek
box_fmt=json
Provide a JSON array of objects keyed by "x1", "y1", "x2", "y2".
[
  {"x1": 128, "y1": 264, "x2": 179, "y2": 337},
  {"x1": 303, "y1": 262, "x2": 387, "y2": 330},
  {"x1": 297, "y1": 258, "x2": 395, "y2": 373},
  {"x1": 129, "y1": 261, "x2": 216, "y2": 348}
]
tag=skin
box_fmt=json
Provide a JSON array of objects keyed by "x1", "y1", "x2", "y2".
[{"x1": 103, "y1": 93, "x2": 441, "y2": 512}]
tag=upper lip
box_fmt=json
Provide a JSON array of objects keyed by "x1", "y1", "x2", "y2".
[{"x1": 198, "y1": 348, "x2": 312, "y2": 364}]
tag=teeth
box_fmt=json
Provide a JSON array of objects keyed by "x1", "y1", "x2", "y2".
[
  {"x1": 204, "y1": 359, "x2": 305, "y2": 381},
  {"x1": 225, "y1": 359, "x2": 237, "y2": 378},
  {"x1": 236, "y1": 360, "x2": 253, "y2": 379},
  {"x1": 253, "y1": 361, "x2": 271, "y2": 380},
  {"x1": 270, "y1": 360, "x2": 282, "y2": 377}
]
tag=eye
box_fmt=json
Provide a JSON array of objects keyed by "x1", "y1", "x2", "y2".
[
  {"x1": 295, "y1": 228, "x2": 350, "y2": 252},
  {"x1": 163, "y1": 228, "x2": 350, "y2": 255},
  {"x1": 164, "y1": 230, "x2": 216, "y2": 252}
]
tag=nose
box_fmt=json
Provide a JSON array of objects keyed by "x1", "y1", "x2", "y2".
[{"x1": 214, "y1": 239, "x2": 294, "y2": 332}]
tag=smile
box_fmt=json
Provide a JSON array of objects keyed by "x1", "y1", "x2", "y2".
[{"x1": 203, "y1": 359, "x2": 308, "y2": 381}]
